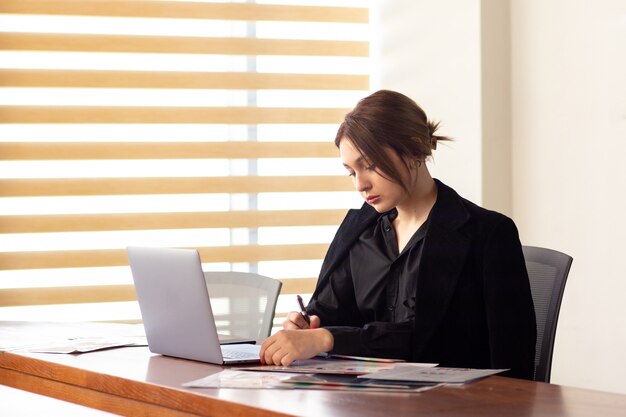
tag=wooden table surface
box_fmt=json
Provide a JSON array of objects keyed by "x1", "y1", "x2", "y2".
[{"x1": 1, "y1": 322, "x2": 626, "y2": 417}]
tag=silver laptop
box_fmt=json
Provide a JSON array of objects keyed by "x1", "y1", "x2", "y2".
[{"x1": 127, "y1": 246, "x2": 261, "y2": 365}]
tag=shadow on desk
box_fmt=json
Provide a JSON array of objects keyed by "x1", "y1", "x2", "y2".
[{"x1": 145, "y1": 354, "x2": 223, "y2": 386}]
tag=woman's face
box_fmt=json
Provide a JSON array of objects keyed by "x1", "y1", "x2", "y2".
[{"x1": 339, "y1": 138, "x2": 412, "y2": 213}]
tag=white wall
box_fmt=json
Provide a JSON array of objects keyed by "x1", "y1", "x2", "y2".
[
  {"x1": 510, "y1": 0, "x2": 626, "y2": 394},
  {"x1": 371, "y1": 0, "x2": 483, "y2": 205},
  {"x1": 373, "y1": 0, "x2": 626, "y2": 394}
]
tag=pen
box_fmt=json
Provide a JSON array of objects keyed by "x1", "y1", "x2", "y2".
[{"x1": 296, "y1": 294, "x2": 311, "y2": 326}]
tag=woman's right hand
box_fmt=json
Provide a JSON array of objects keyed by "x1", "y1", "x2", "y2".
[{"x1": 283, "y1": 311, "x2": 321, "y2": 330}]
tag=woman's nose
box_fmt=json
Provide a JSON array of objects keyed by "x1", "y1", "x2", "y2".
[{"x1": 355, "y1": 174, "x2": 371, "y2": 193}]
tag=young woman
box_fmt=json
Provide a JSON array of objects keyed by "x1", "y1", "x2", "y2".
[{"x1": 260, "y1": 90, "x2": 536, "y2": 380}]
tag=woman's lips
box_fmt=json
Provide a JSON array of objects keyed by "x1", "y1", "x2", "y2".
[{"x1": 366, "y1": 195, "x2": 380, "y2": 204}]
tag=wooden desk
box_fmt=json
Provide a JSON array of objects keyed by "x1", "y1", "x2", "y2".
[
  {"x1": 1, "y1": 322, "x2": 626, "y2": 417},
  {"x1": 0, "y1": 384, "x2": 118, "y2": 417}
]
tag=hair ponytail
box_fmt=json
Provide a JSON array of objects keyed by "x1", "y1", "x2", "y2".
[{"x1": 426, "y1": 120, "x2": 451, "y2": 151}]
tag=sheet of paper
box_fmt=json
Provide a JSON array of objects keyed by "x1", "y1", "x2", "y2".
[
  {"x1": 183, "y1": 370, "x2": 299, "y2": 389},
  {"x1": 357, "y1": 365, "x2": 508, "y2": 383},
  {"x1": 0, "y1": 321, "x2": 146, "y2": 352},
  {"x1": 184, "y1": 370, "x2": 441, "y2": 393},
  {"x1": 279, "y1": 373, "x2": 441, "y2": 393},
  {"x1": 22, "y1": 336, "x2": 148, "y2": 354},
  {"x1": 326, "y1": 354, "x2": 406, "y2": 363},
  {"x1": 239, "y1": 359, "x2": 394, "y2": 375},
  {"x1": 239, "y1": 358, "x2": 435, "y2": 375}
]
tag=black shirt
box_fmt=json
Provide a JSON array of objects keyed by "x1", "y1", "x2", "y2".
[{"x1": 307, "y1": 209, "x2": 429, "y2": 360}]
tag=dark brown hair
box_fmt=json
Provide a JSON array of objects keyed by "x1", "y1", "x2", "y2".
[{"x1": 335, "y1": 89, "x2": 451, "y2": 190}]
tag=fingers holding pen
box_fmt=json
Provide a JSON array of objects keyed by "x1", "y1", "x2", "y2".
[
  {"x1": 283, "y1": 312, "x2": 321, "y2": 330},
  {"x1": 262, "y1": 295, "x2": 329, "y2": 365},
  {"x1": 286, "y1": 295, "x2": 322, "y2": 330}
]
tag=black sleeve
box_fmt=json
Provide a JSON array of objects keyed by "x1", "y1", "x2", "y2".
[
  {"x1": 324, "y1": 322, "x2": 415, "y2": 360},
  {"x1": 482, "y1": 217, "x2": 537, "y2": 379},
  {"x1": 306, "y1": 255, "x2": 362, "y2": 327},
  {"x1": 307, "y1": 256, "x2": 415, "y2": 360}
]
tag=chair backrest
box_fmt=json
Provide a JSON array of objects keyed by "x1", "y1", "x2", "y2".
[
  {"x1": 522, "y1": 245, "x2": 573, "y2": 382},
  {"x1": 203, "y1": 271, "x2": 282, "y2": 343}
]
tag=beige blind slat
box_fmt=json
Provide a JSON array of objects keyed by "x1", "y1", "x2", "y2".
[
  {"x1": 0, "y1": 69, "x2": 369, "y2": 90},
  {"x1": 0, "y1": 244, "x2": 330, "y2": 270},
  {"x1": 0, "y1": 176, "x2": 352, "y2": 197},
  {"x1": 0, "y1": 106, "x2": 348, "y2": 124},
  {"x1": 0, "y1": 141, "x2": 339, "y2": 160},
  {"x1": 0, "y1": 1, "x2": 368, "y2": 23},
  {"x1": 0, "y1": 209, "x2": 347, "y2": 234},
  {"x1": 0, "y1": 285, "x2": 137, "y2": 306},
  {"x1": 280, "y1": 278, "x2": 318, "y2": 296},
  {"x1": 0, "y1": 277, "x2": 318, "y2": 307},
  {"x1": 0, "y1": 33, "x2": 369, "y2": 57}
]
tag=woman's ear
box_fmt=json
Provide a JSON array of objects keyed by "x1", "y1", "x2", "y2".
[{"x1": 406, "y1": 158, "x2": 422, "y2": 170}]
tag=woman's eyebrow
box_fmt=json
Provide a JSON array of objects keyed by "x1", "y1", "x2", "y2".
[{"x1": 343, "y1": 156, "x2": 366, "y2": 169}]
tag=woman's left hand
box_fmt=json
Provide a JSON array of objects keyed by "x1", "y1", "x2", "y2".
[{"x1": 259, "y1": 328, "x2": 334, "y2": 366}]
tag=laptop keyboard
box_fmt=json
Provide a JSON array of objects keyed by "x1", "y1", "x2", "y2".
[{"x1": 221, "y1": 345, "x2": 261, "y2": 360}]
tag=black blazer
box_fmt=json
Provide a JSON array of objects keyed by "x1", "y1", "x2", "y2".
[{"x1": 311, "y1": 179, "x2": 536, "y2": 380}]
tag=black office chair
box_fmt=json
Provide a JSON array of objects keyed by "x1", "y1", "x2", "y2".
[{"x1": 522, "y1": 245, "x2": 573, "y2": 383}]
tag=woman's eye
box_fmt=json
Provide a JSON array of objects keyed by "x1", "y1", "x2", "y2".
[{"x1": 347, "y1": 171, "x2": 355, "y2": 177}]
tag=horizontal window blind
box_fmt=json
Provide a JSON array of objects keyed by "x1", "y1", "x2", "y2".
[{"x1": 0, "y1": 0, "x2": 368, "y2": 328}]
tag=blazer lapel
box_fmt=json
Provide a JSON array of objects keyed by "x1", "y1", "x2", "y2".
[
  {"x1": 413, "y1": 180, "x2": 471, "y2": 357},
  {"x1": 317, "y1": 203, "x2": 379, "y2": 287}
]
